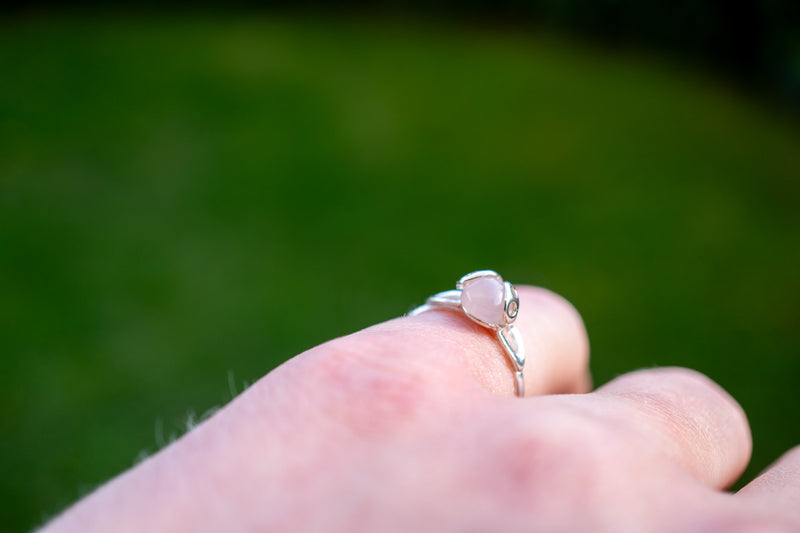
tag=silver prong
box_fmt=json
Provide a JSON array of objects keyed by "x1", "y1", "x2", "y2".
[
  {"x1": 503, "y1": 281, "x2": 519, "y2": 325},
  {"x1": 456, "y1": 270, "x2": 502, "y2": 290}
]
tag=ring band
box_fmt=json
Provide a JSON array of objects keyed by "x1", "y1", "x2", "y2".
[{"x1": 409, "y1": 270, "x2": 526, "y2": 397}]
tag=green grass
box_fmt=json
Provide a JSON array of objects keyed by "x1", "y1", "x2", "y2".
[{"x1": 1, "y1": 13, "x2": 798, "y2": 531}]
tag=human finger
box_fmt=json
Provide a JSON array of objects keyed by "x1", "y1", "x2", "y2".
[
  {"x1": 735, "y1": 445, "x2": 800, "y2": 526},
  {"x1": 300, "y1": 285, "x2": 590, "y2": 398},
  {"x1": 593, "y1": 367, "x2": 752, "y2": 489}
]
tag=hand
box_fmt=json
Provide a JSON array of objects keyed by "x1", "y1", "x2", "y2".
[{"x1": 43, "y1": 287, "x2": 799, "y2": 532}]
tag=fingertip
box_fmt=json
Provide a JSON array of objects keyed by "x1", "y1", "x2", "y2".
[{"x1": 514, "y1": 286, "x2": 592, "y2": 395}]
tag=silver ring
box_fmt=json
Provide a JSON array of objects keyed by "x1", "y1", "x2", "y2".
[{"x1": 409, "y1": 270, "x2": 526, "y2": 397}]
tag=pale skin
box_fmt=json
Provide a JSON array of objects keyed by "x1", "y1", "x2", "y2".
[{"x1": 43, "y1": 287, "x2": 800, "y2": 532}]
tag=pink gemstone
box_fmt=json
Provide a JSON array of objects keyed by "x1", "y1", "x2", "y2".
[{"x1": 461, "y1": 276, "x2": 505, "y2": 326}]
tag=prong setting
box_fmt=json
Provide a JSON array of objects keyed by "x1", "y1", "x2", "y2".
[{"x1": 409, "y1": 270, "x2": 526, "y2": 397}]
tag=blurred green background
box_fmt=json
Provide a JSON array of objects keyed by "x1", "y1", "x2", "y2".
[{"x1": 1, "y1": 9, "x2": 799, "y2": 532}]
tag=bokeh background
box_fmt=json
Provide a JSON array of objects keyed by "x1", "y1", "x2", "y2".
[{"x1": 1, "y1": 4, "x2": 799, "y2": 531}]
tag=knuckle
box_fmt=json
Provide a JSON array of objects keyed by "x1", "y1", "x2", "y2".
[
  {"x1": 603, "y1": 366, "x2": 749, "y2": 443},
  {"x1": 614, "y1": 367, "x2": 731, "y2": 403},
  {"x1": 306, "y1": 335, "x2": 438, "y2": 436},
  {"x1": 598, "y1": 367, "x2": 752, "y2": 487}
]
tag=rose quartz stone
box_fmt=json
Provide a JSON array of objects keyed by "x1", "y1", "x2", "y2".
[{"x1": 461, "y1": 277, "x2": 505, "y2": 325}]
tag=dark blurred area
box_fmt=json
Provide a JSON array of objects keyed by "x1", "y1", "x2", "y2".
[
  {"x1": 410, "y1": 0, "x2": 800, "y2": 108},
  {"x1": 9, "y1": 0, "x2": 800, "y2": 107},
  {"x1": 1, "y1": 3, "x2": 799, "y2": 532}
]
